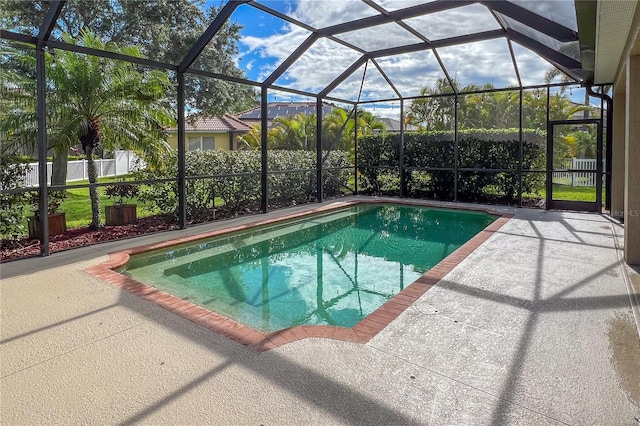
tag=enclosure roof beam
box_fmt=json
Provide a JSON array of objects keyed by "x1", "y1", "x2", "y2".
[
  {"x1": 38, "y1": 0, "x2": 65, "y2": 44},
  {"x1": 267, "y1": 82, "x2": 353, "y2": 104},
  {"x1": 354, "y1": 80, "x2": 577, "y2": 105},
  {"x1": 316, "y1": 0, "x2": 475, "y2": 37},
  {"x1": 1, "y1": 30, "x2": 36, "y2": 44},
  {"x1": 479, "y1": 0, "x2": 578, "y2": 42},
  {"x1": 432, "y1": 47, "x2": 458, "y2": 95},
  {"x1": 361, "y1": 0, "x2": 433, "y2": 45},
  {"x1": 368, "y1": 29, "x2": 504, "y2": 59},
  {"x1": 547, "y1": 62, "x2": 582, "y2": 83},
  {"x1": 187, "y1": 67, "x2": 357, "y2": 116},
  {"x1": 248, "y1": 1, "x2": 316, "y2": 32},
  {"x1": 186, "y1": 68, "x2": 260, "y2": 88},
  {"x1": 319, "y1": 55, "x2": 368, "y2": 98},
  {"x1": 371, "y1": 58, "x2": 402, "y2": 99},
  {"x1": 248, "y1": 1, "x2": 369, "y2": 58},
  {"x1": 178, "y1": 0, "x2": 249, "y2": 73},
  {"x1": 263, "y1": 33, "x2": 320, "y2": 86},
  {"x1": 507, "y1": 39, "x2": 523, "y2": 88},
  {"x1": 46, "y1": 40, "x2": 177, "y2": 70},
  {"x1": 506, "y1": 29, "x2": 582, "y2": 77},
  {"x1": 317, "y1": 29, "x2": 505, "y2": 99}
]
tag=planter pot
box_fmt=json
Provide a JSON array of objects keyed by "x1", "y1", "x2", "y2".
[
  {"x1": 105, "y1": 204, "x2": 137, "y2": 226},
  {"x1": 27, "y1": 213, "x2": 67, "y2": 239}
]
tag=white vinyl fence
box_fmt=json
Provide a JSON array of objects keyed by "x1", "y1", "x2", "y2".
[
  {"x1": 552, "y1": 158, "x2": 599, "y2": 187},
  {"x1": 23, "y1": 150, "x2": 142, "y2": 187}
]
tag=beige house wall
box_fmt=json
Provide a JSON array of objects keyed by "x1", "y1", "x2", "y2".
[
  {"x1": 614, "y1": 5, "x2": 640, "y2": 265},
  {"x1": 624, "y1": 55, "x2": 640, "y2": 265},
  {"x1": 166, "y1": 132, "x2": 236, "y2": 151},
  {"x1": 611, "y1": 87, "x2": 626, "y2": 220}
]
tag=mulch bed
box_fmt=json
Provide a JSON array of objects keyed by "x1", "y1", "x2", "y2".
[{"x1": 0, "y1": 215, "x2": 179, "y2": 263}]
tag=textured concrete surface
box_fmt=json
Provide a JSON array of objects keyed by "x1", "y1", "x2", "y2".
[{"x1": 2, "y1": 200, "x2": 639, "y2": 425}]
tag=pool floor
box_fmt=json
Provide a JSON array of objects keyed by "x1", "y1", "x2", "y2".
[{"x1": 86, "y1": 200, "x2": 511, "y2": 351}]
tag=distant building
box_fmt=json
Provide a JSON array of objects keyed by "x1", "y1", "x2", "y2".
[
  {"x1": 236, "y1": 101, "x2": 336, "y2": 127},
  {"x1": 376, "y1": 117, "x2": 418, "y2": 133},
  {"x1": 167, "y1": 103, "x2": 416, "y2": 152},
  {"x1": 166, "y1": 114, "x2": 251, "y2": 151}
]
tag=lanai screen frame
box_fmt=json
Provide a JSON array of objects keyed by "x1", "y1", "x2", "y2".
[{"x1": 0, "y1": 0, "x2": 611, "y2": 256}]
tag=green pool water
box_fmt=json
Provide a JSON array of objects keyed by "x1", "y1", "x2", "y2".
[{"x1": 122, "y1": 204, "x2": 497, "y2": 332}]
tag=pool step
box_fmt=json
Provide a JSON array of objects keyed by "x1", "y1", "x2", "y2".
[{"x1": 159, "y1": 209, "x2": 358, "y2": 278}]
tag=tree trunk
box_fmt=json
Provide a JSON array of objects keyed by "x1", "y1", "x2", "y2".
[
  {"x1": 584, "y1": 90, "x2": 590, "y2": 119},
  {"x1": 85, "y1": 146, "x2": 102, "y2": 229},
  {"x1": 51, "y1": 153, "x2": 68, "y2": 186}
]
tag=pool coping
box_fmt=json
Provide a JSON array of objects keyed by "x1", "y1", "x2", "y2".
[{"x1": 85, "y1": 200, "x2": 512, "y2": 352}]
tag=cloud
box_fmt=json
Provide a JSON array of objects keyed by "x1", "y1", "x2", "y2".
[
  {"x1": 286, "y1": 0, "x2": 379, "y2": 28},
  {"x1": 437, "y1": 38, "x2": 520, "y2": 88},
  {"x1": 509, "y1": 0, "x2": 577, "y2": 31},
  {"x1": 334, "y1": 22, "x2": 423, "y2": 51},
  {"x1": 238, "y1": 1, "x2": 562, "y2": 99}
]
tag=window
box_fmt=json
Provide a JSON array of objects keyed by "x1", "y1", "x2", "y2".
[{"x1": 188, "y1": 136, "x2": 215, "y2": 151}]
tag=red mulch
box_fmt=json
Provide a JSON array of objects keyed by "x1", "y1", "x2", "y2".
[{"x1": 0, "y1": 215, "x2": 179, "y2": 263}]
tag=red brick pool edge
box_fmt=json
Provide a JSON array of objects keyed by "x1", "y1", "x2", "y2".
[{"x1": 85, "y1": 201, "x2": 512, "y2": 352}]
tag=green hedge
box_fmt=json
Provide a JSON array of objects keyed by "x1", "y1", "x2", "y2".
[
  {"x1": 134, "y1": 150, "x2": 351, "y2": 221},
  {"x1": 357, "y1": 128, "x2": 545, "y2": 202}
]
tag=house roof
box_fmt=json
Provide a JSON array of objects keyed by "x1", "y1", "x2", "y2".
[
  {"x1": 377, "y1": 117, "x2": 418, "y2": 132},
  {"x1": 169, "y1": 114, "x2": 251, "y2": 133},
  {"x1": 236, "y1": 102, "x2": 336, "y2": 121}
]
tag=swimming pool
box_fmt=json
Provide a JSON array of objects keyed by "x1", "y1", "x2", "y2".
[{"x1": 120, "y1": 203, "x2": 498, "y2": 333}]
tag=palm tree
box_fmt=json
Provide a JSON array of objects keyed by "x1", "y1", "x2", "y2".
[
  {"x1": 322, "y1": 108, "x2": 385, "y2": 156},
  {"x1": 1, "y1": 31, "x2": 176, "y2": 229},
  {"x1": 238, "y1": 108, "x2": 384, "y2": 155},
  {"x1": 406, "y1": 78, "x2": 457, "y2": 130},
  {"x1": 237, "y1": 125, "x2": 261, "y2": 150},
  {"x1": 269, "y1": 113, "x2": 316, "y2": 150}
]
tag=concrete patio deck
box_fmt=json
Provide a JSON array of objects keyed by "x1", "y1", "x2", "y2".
[{"x1": 1, "y1": 198, "x2": 639, "y2": 425}]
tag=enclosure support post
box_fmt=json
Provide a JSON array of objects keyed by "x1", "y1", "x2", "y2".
[
  {"x1": 596, "y1": 120, "x2": 604, "y2": 211},
  {"x1": 545, "y1": 86, "x2": 551, "y2": 209},
  {"x1": 453, "y1": 94, "x2": 459, "y2": 202},
  {"x1": 316, "y1": 98, "x2": 323, "y2": 203},
  {"x1": 261, "y1": 88, "x2": 268, "y2": 213},
  {"x1": 605, "y1": 95, "x2": 612, "y2": 213},
  {"x1": 611, "y1": 89, "x2": 626, "y2": 219},
  {"x1": 177, "y1": 72, "x2": 187, "y2": 229},
  {"x1": 399, "y1": 100, "x2": 406, "y2": 198},
  {"x1": 36, "y1": 44, "x2": 49, "y2": 256},
  {"x1": 354, "y1": 105, "x2": 358, "y2": 195},
  {"x1": 518, "y1": 88, "x2": 523, "y2": 206}
]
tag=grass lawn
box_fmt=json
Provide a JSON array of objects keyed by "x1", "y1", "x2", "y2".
[
  {"x1": 59, "y1": 177, "x2": 227, "y2": 228},
  {"x1": 61, "y1": 177, "x2": 158, "y2": 228},
  {"x1": 60, "y1": 176, "x2": 166, "y2": 228},
  {"x1": 18, "y1": 176, "x2": 156, "y2": 229},
  {"x1": 547, "y1": 184, "x2": 602, "y2": 202},
  {"x1": 524, "y1": 184, "x2": 604, "y2": 203}
]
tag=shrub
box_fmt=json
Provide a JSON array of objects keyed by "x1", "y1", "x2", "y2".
[
  {"x1": 104, "y1": 183, "x2": 139, "y2": 204},
  {"x1": 0, "y1": 155, "x2": 30, "y2": 246},
  {"x1": 357, "y1": 128, "x2": 545, "y2": 203},
  {"x1": 133, "y1": 150, "x2": 352, "y2": 221},
  {"x1": 28, "y1": 190, "x2": 67, "y2": 215}
]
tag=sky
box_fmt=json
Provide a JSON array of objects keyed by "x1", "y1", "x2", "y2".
[{"x1": 207, "y1": 0, "x2": 580, "y2": 119}]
